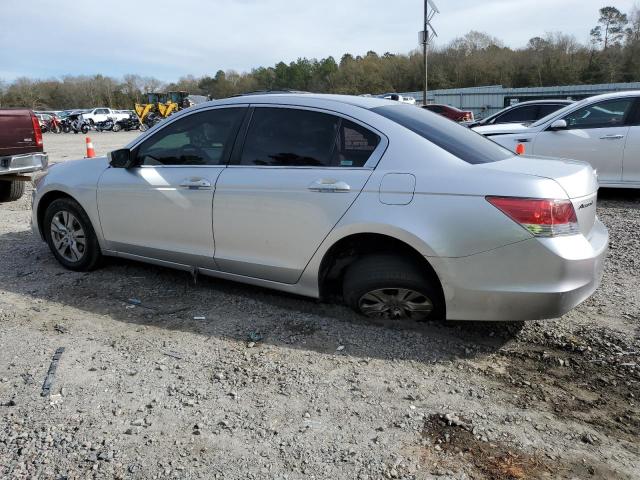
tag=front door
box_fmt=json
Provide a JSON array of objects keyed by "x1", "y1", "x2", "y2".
[
  {"x1": 97, "y1": 106, "x2": 246, "y2": 267},
  {"x1": 532, "y1": 97, "x2": 635, "y2": 183},
  {"x1": 212, "y1": 106, "x2": 383, "y2": 284}
]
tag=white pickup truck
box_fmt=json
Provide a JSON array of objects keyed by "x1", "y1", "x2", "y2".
[{"x1": 82, "y1": 108, "x2": 129, "y2": 124}]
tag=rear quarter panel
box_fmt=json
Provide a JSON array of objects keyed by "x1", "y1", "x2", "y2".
[{"x1": 309, "y1": 130, "x2": 568, "y2": 260}]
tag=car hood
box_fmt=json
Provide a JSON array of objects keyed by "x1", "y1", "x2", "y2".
[{"x1": 473, "y1": 123, "x2": 532, "y2": 135}]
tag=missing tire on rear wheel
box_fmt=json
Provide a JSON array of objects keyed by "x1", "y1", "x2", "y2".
[{"x1": 358, "y1": 287, "x2": 433, "y2": 320}]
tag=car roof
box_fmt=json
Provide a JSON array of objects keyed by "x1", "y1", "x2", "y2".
[
  {"x1": 192, "y1": 93, "x2": 400, "y2": 111},
  {"x1": 580, "y1": 90, "x2": 640, "y2": 102},
  {"x1": 507, "y1": 99, "x2": 574, "y2": 105}
]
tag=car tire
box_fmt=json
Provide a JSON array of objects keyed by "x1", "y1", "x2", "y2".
[
  {"x1": 0, "y1": 180, "x2": 25, "y2": 202},
  {"x1": 43, "y1": 198, "x2": 102, "y2": 271},
  {"x1": 343, "y1": 254, "x2": 442, "y2": 321},
  {"x1": 112, "y1": 124, "x2": 121, "y2": 132}
]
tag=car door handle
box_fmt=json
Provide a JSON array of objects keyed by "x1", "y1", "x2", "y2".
[
  {"x1": 308, "y1": 179, "x2": 351, "y2": 193},
  {"x1": 600, "y1": 134, "x2": 625, "y2": 140},
  {"x1": 179, "y1": 178, "x2": 212, "y2": 189}
]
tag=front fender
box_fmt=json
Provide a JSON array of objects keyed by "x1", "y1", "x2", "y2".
[{"x1": 32, "y1": 158, "x2": 109, "y2": 246}]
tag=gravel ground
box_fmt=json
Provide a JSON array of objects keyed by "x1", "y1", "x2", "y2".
[{"x1": 0, "y1": 141, "x2": 638, "y2": 479}]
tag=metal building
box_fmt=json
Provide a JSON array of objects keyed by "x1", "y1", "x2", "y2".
[{"x1": 401, "y1": 82, "x2": 640, "y2": 118}]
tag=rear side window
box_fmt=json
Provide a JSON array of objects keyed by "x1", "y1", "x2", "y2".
[
  {"x1": 239, "y1": 108, "x2": 380, "y2": 167},
  {"x1": 630, "y1": 99, "x2": 640, "y2": 126},
  {"x1": 424, "y1": 105, "x2": 443, "y2": 113},
  {"x1": 496, "y1": 105, "x2": 539, "y2": 123},
  {"x1": 537, "y1": 103, "x2": 566, "y2": 118},
  {"x1": 335, "y1": 119, "x2": 380, "y2": 167},
  {"x1": 373, "y1": 105, "x2": 512, "y2": 164}
]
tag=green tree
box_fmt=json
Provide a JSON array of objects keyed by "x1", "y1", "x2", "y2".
[{"x1": 591, "y1": 6, "x2": 629, "y2": 48}]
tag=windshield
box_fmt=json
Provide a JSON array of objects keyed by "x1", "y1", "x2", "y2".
[
  {"x1": 530, "y1": 98, "x2": 589, "y2": 127},
  {"x1": 373, "y1": 105, "x2": 512, "y2": 164}
]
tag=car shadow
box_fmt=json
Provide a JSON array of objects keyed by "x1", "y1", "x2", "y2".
[
  {"x1": 598, "y1": 187, "x2": 640, "y2": 207},
  {"x1": 0, "y1": 229, "x2": 524, "y2": 364}
]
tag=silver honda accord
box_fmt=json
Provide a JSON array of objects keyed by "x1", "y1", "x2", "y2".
[{"x1": 31, "y1": 94, "x2": 608, "y2": 321}]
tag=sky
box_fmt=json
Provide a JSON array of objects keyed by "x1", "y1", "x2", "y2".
[{"x1": 0, "y1": 0, "x2": 636, "y2": 82}]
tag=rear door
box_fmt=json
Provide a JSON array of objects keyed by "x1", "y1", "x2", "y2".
[
  {"x1": 532, "y1": 98, "x2": 635, "y2": 183},
  {"x1": 212, "y1": 105, "x2": 385, "y2": 283},
  {"x1": 622, "y1": 99, "x2": 640, "y2": 184}
]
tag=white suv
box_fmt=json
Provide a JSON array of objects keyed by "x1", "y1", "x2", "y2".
[{"x1": 83, "y1": 108, "x2": 129, "y2": 124}]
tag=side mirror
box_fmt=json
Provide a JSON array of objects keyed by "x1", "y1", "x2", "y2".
[
  {"x1": 549, "y1": 119, "x2": 567, "y2": 130},
  {"x1": 108, "y1": 148, "x2": 136, "y2": 168}
]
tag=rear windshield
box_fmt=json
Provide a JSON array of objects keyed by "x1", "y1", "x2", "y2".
[{"x1": 372, "y1": 105, "x2": 512, "y2": 164}]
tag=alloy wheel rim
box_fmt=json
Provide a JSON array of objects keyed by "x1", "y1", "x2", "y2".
[
  {"x1": 358, "y1": 288, "x2": 433, "y2": 320},
  {"x1": 50, "y1": 211, "x2": 86, "y2": 262}
]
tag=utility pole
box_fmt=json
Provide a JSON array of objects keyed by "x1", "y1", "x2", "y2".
[{"x1": 421, "y1": 0, "x2": 439, "y2": 106}]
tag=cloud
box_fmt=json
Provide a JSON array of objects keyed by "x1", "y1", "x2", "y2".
[{"x1": 0, "y1": 0, "x2": 635, "y2": 81}]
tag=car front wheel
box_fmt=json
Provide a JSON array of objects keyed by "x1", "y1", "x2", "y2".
[
  {"x1": 43, "y1": 198, "x2": 102, "y2": 271},
  {"x1": 343, "y1": 254, "x2": 441, "y2": 321}
]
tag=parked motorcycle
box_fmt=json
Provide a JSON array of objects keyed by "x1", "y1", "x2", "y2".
[
  {"x1": 60, "y1": 118, "x2": 73, "y2": 133},
  {"x1": 113, "y1": 113, "x2": 141, "y2": 132},
  {"x1": 140, "y1": 112, "x2": 162, "y2": 132},
  {"x1": 46, "y1": 115, "x2": 62, "y2": 134},
  {"x1": 94, "y1": 117, "x2": 116, "y2": 132},
  {"x1": 66, "y1": 114, "x2": 90, "y2": 134}
]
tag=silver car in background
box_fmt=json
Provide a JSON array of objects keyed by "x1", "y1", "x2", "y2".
[
  {"x1": 473, "y1": 91, "x2": 640, "y2": 188},
  {"x1": 32, "y1": 94, "x2": 608, "y2": 321}
]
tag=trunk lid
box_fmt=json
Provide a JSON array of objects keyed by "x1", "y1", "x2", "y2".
[
  {"x1": 0, "y1": 109, "x2": 41, "y2": 157},
  {"x1": 482, "y1": 155, "x2": 599, "y2": 236}
]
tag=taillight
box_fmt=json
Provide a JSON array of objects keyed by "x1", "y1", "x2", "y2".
[
  {"x1": 31, "y1": 113, "x2": 43, "y2": 147},
  {"x1": 486, "y1": 196, "x2": 579, "y2": 237}
]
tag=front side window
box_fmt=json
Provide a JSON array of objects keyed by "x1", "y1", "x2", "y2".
[
  {"x1": 239, "y1": 108, "x2": 380, "y2": 167},
  {"x1": 563, "y1": 98, "x2": 634, "y2": 129},
  {"x1": 136, "y1": 108, "x2": 245, "y2": 166}
]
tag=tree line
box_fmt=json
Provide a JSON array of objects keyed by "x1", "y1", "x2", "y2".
[{"x1": 1, "y1": 5, "x2": 637, "y2": 110}]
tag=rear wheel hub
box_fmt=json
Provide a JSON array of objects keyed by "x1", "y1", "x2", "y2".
[{"x1": 358, "y1": 288, "x2": 433, "y2": 321}]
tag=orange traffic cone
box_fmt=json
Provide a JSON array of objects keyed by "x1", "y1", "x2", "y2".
[
  {"x1": 515, "y1": 143, "x2": 525, "y2": 155},
  {"x1": 85, "y1": 137, "x2": 96, "y2": 158}
]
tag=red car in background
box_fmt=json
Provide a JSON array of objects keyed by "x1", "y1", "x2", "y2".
[{"x1": 422, "y1": 104, "x2": 474, "y2": 122}]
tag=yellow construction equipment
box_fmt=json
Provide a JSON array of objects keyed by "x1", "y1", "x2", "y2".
[
  {"x1": 135, "y1": 91, "x2": 190, "y2": 124},
  {"x1": 134, "y1": 92, "x2": 164, "y2": 125},
  {"x1": 158, "y1": 91, "x2": 190, "y2": 117}
]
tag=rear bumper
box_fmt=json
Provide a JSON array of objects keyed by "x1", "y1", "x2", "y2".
[
  {"x1": 431, "y1": 219, "x2": 609, "y2": 321},
  {"x1": 0, "y1": 153, "x2": 48, "y2": 175}
]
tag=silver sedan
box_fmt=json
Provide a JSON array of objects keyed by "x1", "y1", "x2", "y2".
[{"x1": 32, "y1": 94, "x2": 608, "y2": 321}]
